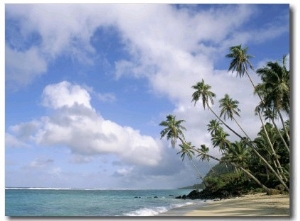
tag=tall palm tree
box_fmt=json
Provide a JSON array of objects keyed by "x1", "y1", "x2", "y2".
[
  {"x1": 159, "y1": 114, "x2": 186, "y2": 148},
  {"x1": 255, "y1": 56, "x2": 290, "y2": 142},
  {"x1": 225, "y1": 45, "x2": 270, "y2": 137},
  {"x1": 226, "y1": 45, "x2": 289, "y2": 191},
  {"x1": 191, "y1": 79, "x2": 243, "y2": 139}
]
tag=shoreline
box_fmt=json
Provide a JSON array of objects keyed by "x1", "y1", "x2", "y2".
[{"x1": 158, "y1": 193, "x2": 290, "y2": 217}]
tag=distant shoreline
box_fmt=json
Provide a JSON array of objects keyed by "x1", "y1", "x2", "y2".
[{"x1": 158, "y1": 193, "x2": 290, "y2": 217}]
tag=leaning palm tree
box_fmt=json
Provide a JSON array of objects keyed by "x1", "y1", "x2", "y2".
[
  {"x1": 191, "y1": 79, "x2": 243, "y2": 139},
  {"x1": 159, "y1": 114, "x2": 186, "y2": 148}
]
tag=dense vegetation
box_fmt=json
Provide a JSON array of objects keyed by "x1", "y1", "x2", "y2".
[{"x1": 160, "y1": 45, "x2": 290, "y2": 199}]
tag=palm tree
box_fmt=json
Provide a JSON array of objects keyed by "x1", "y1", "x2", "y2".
[
  {"x1": 255, "y1": 56, "x2": 290, "y2": 143},
  {"x1": 178, "y1": 142, "x2": 195, "y2": 161},
  {"x1": 207, "y1": 119, "x2": 221, "y2": 137},
  {"x1": 226, "y1": 44, "x2": 255, "y2": 87},
  {"x1": 226, "y1": 45, "x2": 289, "y2": 192},
  {"x1": 159, "y1": 114, "x2": 186, "y2": 147},
  {"x1": 225, "y1": 141, "x2": 250, "y2": 168},
  {"x1": 211, "y1": 127, "x2": 231, "y2": 153},
  {"x1": 191, "y1": 79, "x2": 243, "y2": 139},
  {"x1": 219, "y1": 94, "x2": 248, "y2": 138}
]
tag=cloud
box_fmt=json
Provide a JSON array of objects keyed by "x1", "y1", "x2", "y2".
[
  {"x1": 5, "y1": 4, "x2": 289, "y2": 188},
  {"x1": 5, "y1": 4, "x2": 288, "y2": 92},
  {"x1": 5, "y1": 45, "x2": 47, "y2": 89},
  {"x1": 8, "y1": 81, "x2": 163, "y2": 167},
  {"x1": 25, "y1": 158, "x2": 54, "y2": 169},
  {"x1": 41, "y1": 81, "x2": 92, "y2": 109},
  {"x1": 5, "y1": 133, "x2": 30, "y2": 148},
  {"x1": 97, "y1": 93, "x2": 116, "y2": 103}
]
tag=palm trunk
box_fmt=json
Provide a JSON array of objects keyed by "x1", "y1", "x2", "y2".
[
  {"x1": 270, "y1": 117, "x2": 290, "y2": 153},
  {"x1": 278, "y1": 111, "x2": 290, "y2": 142}
]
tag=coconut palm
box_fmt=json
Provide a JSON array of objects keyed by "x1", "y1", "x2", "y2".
[
  {"x1": 191, "y1": 79, "x2": 243, "y2": 139},
  {"x1": 226, "y1": 44, "x2": 255, "y2": 87},
  {"x1": 159, "y1": 114, "x2": 186, "y2": 148},
  {"x1": 207, "y1": 119, "x2": 221, "y2": 137},
  {"x1": 255, "y1": 56, "x2": 290, "y2": 142},
  {"x1": 211, "y1": 128, "x2": 231, "y2": 153},
  {"x1": 178, "y1": 142, "x2": 195, "y2": 161},
  {"x1": 219, "y1": 94, "x2": 248, "y2": 138}
]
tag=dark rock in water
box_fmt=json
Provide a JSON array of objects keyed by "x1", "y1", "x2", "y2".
[
  {"x1": 187, "y1": 189, "x2": 201, "y2": 199},
  {"x1": 154, "y1": 196, "x2": 158, "y2": 198},
  {"x1": 134, "y1": 196, "x2": 141, "y2": 198},
  {"x1": 175, "y1": 195, "x2": 182, "y2": 199}
]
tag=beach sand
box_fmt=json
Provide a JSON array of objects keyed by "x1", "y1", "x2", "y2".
[{"x1": 159, "y1": 193, "x2": 290, "y2": 217}]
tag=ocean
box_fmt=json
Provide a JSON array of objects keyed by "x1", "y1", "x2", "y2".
[{"x1": 5, "y1": 188, "x2": 205, "y2": 216}]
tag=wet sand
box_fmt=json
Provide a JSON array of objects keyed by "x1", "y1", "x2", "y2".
[{"x1": 159, "y1": 193, "x2": 290, "y2": 217}]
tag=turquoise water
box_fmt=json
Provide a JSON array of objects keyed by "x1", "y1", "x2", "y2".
[{"x1": 5, "y1": 188, "x2": 204, "y2": 216}]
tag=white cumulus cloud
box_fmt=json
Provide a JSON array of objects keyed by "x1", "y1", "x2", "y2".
[{"x1": 9, "y1": 81, "x2": 163, "y2": 167}]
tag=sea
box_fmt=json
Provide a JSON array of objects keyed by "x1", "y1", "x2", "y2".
[{"x1": 5, "y1": 188, "x2": 205, "y2": 216}]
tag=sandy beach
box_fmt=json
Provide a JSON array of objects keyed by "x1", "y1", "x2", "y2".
[{"x1": 159, "y1": 193, "x2": 290, "y2": 217}]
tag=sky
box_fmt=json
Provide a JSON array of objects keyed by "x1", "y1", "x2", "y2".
[{"x1": 3, "y1": 3, "x2": 292, "y2": 191}]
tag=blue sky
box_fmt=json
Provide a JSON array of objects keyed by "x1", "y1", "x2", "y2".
[{"x1": 4, "y1": 3, "x2": 292, "y2": 190}]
